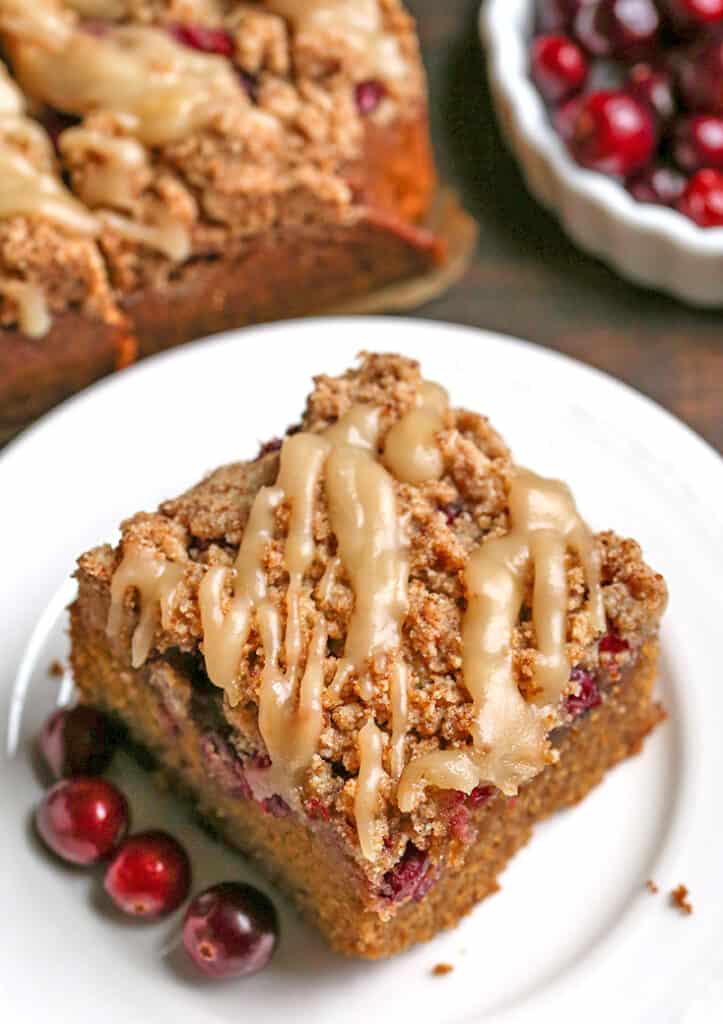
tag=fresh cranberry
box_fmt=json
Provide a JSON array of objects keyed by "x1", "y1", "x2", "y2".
[
  {"x1": 678, "y1": 168, "x2": 723, "y2": 224},
  {"x1": 555, "y1": 94, "x2": 585, "y2": 140},
  {"x1": 168, "y1": 23, "x2": 234, "y2": 57},
  {"x1": 599, "y1": 632, "x2": 630, "y2": 653},
  {"x1": 355, "y1": 79, "x2": 386, "y2": 115},
  {"x1": 532, "y1": 34, "x2": 589, "y2": 104},
  {"x1": 39, "y1": 705, "x2": 116, "y2": 780},
  {"x1": 183, "y1": 883, "x2": 278, "y2": 979},
  {"x1": 666, "y1": 0, "x2": 723, "y2": 26},
  {"x1": 677, "y1": 39, "x2": 723, "y2": 115},
  {"x1": 468, "y1": 784, "x2": 494, "y2": 808},
  {"x1": 567, "y1": 89, "x2": 657, "y2": 176},
  {"x1": 674, "y1": 114, "x2": 723, "y2": 170},
  {"x1": 574, "y1": 0, "x2": 660, "y2": 61},
  {"x1": 626, "y1": 163, "x2": 687, "y2": 205},
  {"x1": 104, "y1": 831, "x2": 191, "y2": 918},
  {"x1": 379, "y1": 843, "x2": 436, "y2": 903},
  {"x1": 537, "y1": 0, "x2": 589, "y2": 31},
  {"x1": 627, "y1": 64, "x2": 676, "y2": 123},
  {"x1": 565, "y1": 667, "x2": 602, "y2": 718},
  {"x1": 35, "y1": 777, "x2": 129, "y2": 866}
]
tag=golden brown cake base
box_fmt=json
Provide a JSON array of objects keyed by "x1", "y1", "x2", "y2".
[
  {"x1": 0, "y1": 312, "x2": 135, "y2": 445},
  {"x1": 70, "y1": 587, "x2": 664, "y2": 959}
]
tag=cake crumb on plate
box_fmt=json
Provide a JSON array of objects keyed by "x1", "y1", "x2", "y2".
[
  {"x1": 48, "y1": 660, "x2": 64, "y2": 678},
  {"x1": 432, "y1": 964, "x2": 454, "y2": 977},
  {"x1": 671, "y1": 885, "x2": 693, "y2": 915},
  {"x1": 646, "y1": 880, "x2": 659, "y2": 894}
]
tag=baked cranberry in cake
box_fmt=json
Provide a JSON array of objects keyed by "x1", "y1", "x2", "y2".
[
  {"x1": 355, "y1": 79, "x2": 387, "y2": 115},
  {"x1": 565, "y1": 668, "x2": 603, "y2": 718},
  {"x1": 168, "y1": 23, "x2": 234, "y2": 57}
]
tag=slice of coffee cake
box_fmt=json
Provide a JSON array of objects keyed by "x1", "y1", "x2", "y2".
[{"x1": 70, "y1": 353, "x2": 667, "y2": 958}]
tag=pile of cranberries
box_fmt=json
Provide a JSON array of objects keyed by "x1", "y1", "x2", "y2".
[
  {"x1": 35, "y1": 704, "x2": 278, "y2": 980},
  {"x1": 532, "y1": 0, "x2": 723, "y2": 226}
]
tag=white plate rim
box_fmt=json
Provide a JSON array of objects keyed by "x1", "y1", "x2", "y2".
[{"x1": 1, "y1": 316, "x2": 722, "y2": 1024}]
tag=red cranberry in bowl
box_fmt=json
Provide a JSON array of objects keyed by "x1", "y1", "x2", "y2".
[
  {"x1": 554, "y1": 94, "x2": 585, "y2": 140},
  {"x1": 673, "y1": 114, "x2": 723, "y2": 170},
  {"x1": 665, "y1": 0, "x2": 723, "y2": 26},
  {"x1": 532, "y1": 34, "x2": 589, "y2": 103},
  {"x1": 567, "y1": 89, "x2": 657, "y2": 176},
  {"x1": 626, "y1": 63, "x2": 676, "y2": 123},
  {"x1": 678, "y1": 167, "x2": 723, "y2": 224},
  {"x1": 104, "y1": 831, "x2": 191, "y2": 918},
  {"x1": 677, "y1": 39, "x2": 723, "y2": 115},
  {"x1": 35, "y1": 777, "x2": 129, "y2": 866},
  {"x1": 168, "y1": 23, "x2": 234, "y2": 57},
  {"x1": 626, "y1": 163, "x2": 687, "y2": 205},
  {"x1": 39, "y1": 705, "x2": 116, "y2": 780},
  {"x1": 537, "y1": 0, "x2": 591, "y2": 32},
  {"x1": 574, "y1": 0, "x2": 660, "y2": 61},
  {"x1": 183, "y1": 882, "x2": 278, "y2": 979}
]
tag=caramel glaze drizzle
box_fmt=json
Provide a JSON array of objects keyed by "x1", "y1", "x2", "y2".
[
  {"x1": 3, "y1": 8, "x2": 246, "y2": 147},
  {"x1": 107, "y1": 550, "x2": 184, "y2": 669},
  {"x1": 397, "y1": 469, "x2": 605, "y2": 809},
  {"x1": 269, "y1": 0, "x2": 407, "y2": 81},
  {"x1": 107, "y1": 375, "x2": 606, "y2": 862},
  {"x1": 0, "y1": 62, "x2": 101, "y2": 336}
]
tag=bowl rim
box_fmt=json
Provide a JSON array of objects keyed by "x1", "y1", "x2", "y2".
[{"x1": 480, "y1": 0, "x2": 723, "y2": 254}]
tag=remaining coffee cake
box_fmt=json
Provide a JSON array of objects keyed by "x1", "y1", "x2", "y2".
[
  {"x1": 0, "y1": 58, "x2": 134, "y2": 440},
  {"x1": 0, "y1": 1, "x2": 449, "y2": 441},
  {"x1": 70, "y1": 353, "x2": 667, "y2": 958}
]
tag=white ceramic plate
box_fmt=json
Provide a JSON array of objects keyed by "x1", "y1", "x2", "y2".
[{"x1": 2, "y1": 318, "x2": 722, "y2": 1024}]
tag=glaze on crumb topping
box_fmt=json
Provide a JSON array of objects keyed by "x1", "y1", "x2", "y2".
[
  {"x1": 0, "y1": 2, "x2": 427, "y2": 297},
  {"x1": 77, "y1": 353, "x2": 667, "y2": 879}
]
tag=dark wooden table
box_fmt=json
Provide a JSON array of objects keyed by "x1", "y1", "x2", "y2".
[{"x1": 409, "y1": 0, "x2": 723, "y2": 452}]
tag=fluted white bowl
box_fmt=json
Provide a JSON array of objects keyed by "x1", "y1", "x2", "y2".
[{"x1": 480, "y1": 0, "x2": 723, "y2": 307}]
